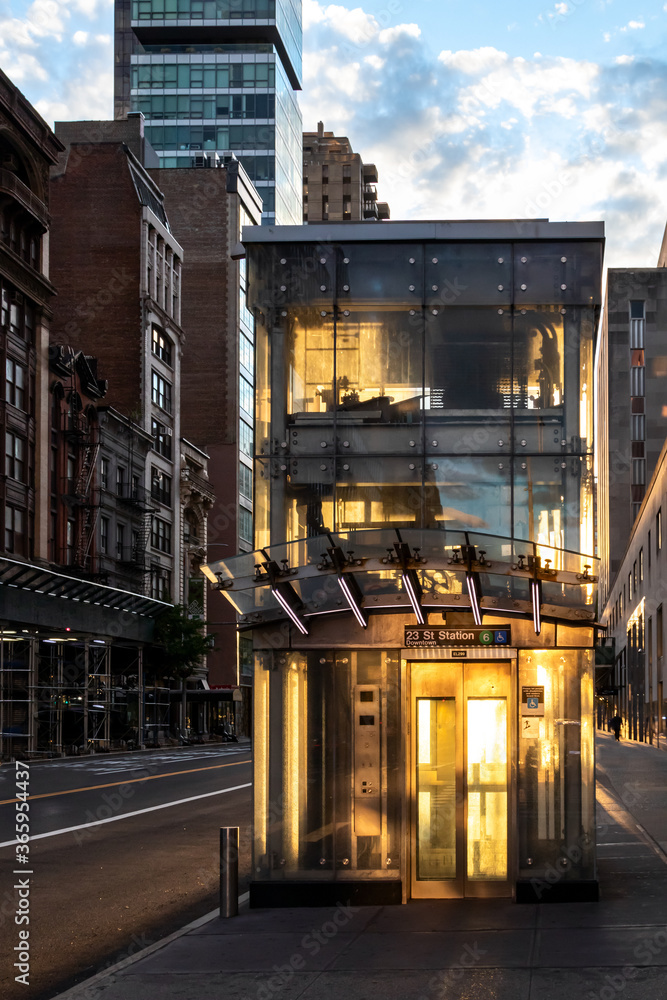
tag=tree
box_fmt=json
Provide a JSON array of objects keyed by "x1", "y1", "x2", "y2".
[{"x1": 152, "y1": 605, "x2": 213, "y2": 680}]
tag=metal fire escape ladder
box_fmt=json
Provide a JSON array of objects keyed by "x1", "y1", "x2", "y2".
[{"x1": 74, "y1": 439, "x2": 101, "y2": 569}]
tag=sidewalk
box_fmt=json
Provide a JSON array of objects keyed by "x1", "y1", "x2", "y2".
[{"x1": 53, "y1": 735, "x2": 667, "y2": 1000}]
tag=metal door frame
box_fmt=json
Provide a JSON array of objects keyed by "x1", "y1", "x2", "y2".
[{"x1": 404, "y1": 650, "x2": 517, "y2": 900}]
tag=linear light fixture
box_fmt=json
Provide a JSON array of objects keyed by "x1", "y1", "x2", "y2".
[
  {"x1": 403, "y1": 568, "x2": 425, "y2": 625},
  {"x1": 531, "y1": 579, "x2": 542, "y2": 636},
  {"x1": 466, "y1": 571, "x2": 483, "y2": 626},
  {"x1": 272, "y1": 586, "x2": 309, "y2": 635},
  {"x1": 338, "y1": 574, "x2": 368, "y2": 629}
]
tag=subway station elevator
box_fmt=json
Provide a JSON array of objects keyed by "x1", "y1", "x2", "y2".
[{"x1": 203, "y1": 220, "x2": 604, "y2": 905}]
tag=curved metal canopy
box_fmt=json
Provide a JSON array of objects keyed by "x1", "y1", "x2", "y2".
[{"x1": 202, "y1": 528, "x2": 597, "y2": 633}]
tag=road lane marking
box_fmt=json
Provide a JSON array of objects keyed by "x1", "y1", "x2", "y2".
[
  {"x1": 0, "y1": 782, "x2": 252, "y2": 847},
  {"x1": 0, "y1": 757, "x2": 251, "y2": 806}
]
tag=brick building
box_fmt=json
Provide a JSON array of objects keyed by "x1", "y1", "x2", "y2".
[
  {"x1": 151, "y1": 156, "x2": 262, "y2": 728},
  {"x1": 49, "y1": 115, "x2": 184, "y2": 606},
  {"x1": 1, "y1": 67, "x2": 63, "y2": 566},
  {"x1": 1, "y1": 75, "x2": 175, "y2": 760},
  {"x1": 302, "y1": 122, "x2": 390, "y2": 223}
]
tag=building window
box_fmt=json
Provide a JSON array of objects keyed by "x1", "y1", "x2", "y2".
[
  {"x1": 150, "y1": 565, "x2": 171, "y2": 602},
  {"x1": 239, "y1": 462, "x2": 252, "y2": 501},
  {"x1": 239, "y1": 419, "x2": 252, "y2": 458},
  {"x1": 100, "y1": 517, "x2": 109, "y2": 555},
  {"x1": 5, "y1": 358, "x2": 25, "y2": 410},
  {"x1": 631, "y1": 414, "x2": 645, "y2": 441},
  {"x1": 152, "y1": 370, "x2": 172, "y2": 412},
  {"x1": 4, "y1": 505, "x2": 25, "y2": 555},
  {"x1": 639, "y1": 547, "x2": 644, "y2": 582},
  {"x1": 151, "y1": 418, "x2": 172, "y2": 459},
  {"x1": 152, "y1": 325, "x2": 173, "y2": 366},
  {"x1": 658, "y1": 604, "x2": 664, "y2": 662},
  {"x1": 630, "y1": 366, "x2": 645, "y2": 396},
  {"x1": 657, "y1": 509, "x2": 662, "y2": 553},
  {"x1": 649, "y1": 530, "x2": 652, "y2": 569},
  {"x1": 632, "y1": 459, "x2": 646, "y2": 485},
  {"x1": 66, "y1": 518, "x2": 76, "y2": 564},
  {"x1": 5, "y1": 431, "x2": 25, "y2": 482},
  {"x1": 116, "y1": 523, "x2": 125, "y2": 559},
  {"x1": 239, "y1": 506, "x2": 253, "y2": 545},
  {"x1": 240, "y1": 333, "x2": 253, "y2": 373},
  {"x1": 239, "y1": 375, "x2": 253, "y2": 418},
  {"x1": 116, "y1": 465, "x2": 125, "y2": 496},
  {"x1": 151, "y1": 466, "x2": 172, "y2": 505},
  {"x1": 630, "y1": 300, "x2": 645, "y2": 349},
  {"x1": 239, "y1": 635, "x2": 253, "y2": 677},
  {"x1": 151, "y1": 516, "x2": 172, "y2": 553},
  {"x1": 100, "y1": 457, "x2": 109, "y2": 490}
]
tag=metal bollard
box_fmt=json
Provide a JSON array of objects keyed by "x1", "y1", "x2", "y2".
[{"x1": 219, "y1": 826, "x2": 239, "y2": 918}]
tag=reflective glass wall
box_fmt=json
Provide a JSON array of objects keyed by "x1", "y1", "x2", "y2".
[
  {"x1": 249, "y1": 236, "x2": 601, "y2": 554},
  {"x1": 254, "y1": 648, "x2": 402, "y2": 882}
]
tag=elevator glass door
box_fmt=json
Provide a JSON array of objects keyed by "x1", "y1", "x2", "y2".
[{"x1": 410, "y1": 661, "x2": 513, "y2": 898}]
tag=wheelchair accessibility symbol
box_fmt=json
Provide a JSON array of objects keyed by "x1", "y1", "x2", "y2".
[{"x1": 527, "y1": 697, "x2": 539, "y2": 711}]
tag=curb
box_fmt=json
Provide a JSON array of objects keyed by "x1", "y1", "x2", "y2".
[{"x1": 50, "y1": 893, "x2": 250, "y2": 999}]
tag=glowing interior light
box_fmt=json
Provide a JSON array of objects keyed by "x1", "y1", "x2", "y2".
[
  {"x1": 272, "y1": 587, "x2": 308, "y2": 635},
  {"x1": 531, "y1": 579, "x2": 542, "y2": 635},
  {"x1": 403, "y1": 570, "x2": 425, "y2": 625},
  {"x1": 338, "y1": 575, "x2": 367, "y2": 628},
  {"x1": 466, "y1": 572, "x2": 482, "y2": 625}
]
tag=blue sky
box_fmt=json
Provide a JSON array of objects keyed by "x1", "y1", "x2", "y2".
[{"x1": 3, "y1": 0, "x2": 667, "y2": 266}]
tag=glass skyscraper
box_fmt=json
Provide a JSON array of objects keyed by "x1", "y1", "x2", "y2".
[{"x1": 114, "y1": 0, "x2": 302, "y2": 223}]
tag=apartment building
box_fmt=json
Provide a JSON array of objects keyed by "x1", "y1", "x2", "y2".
[
  {"x1": 49, "y1": 115, "x2": 184, "y2": 607},
  {"x1": 303, "y1": 122, "x2": 390, "y2": 222},
  {"x1": 114, "y1": 0, "x2": 303, "y2": 224}
]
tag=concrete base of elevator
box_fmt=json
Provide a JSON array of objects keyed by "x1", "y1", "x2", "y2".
[
  {"x1": 250, "y1": 879, "x2": 600, "y2": 907},
  {"x1": 516, "y1": 879, "x2": 600, "y2": 903},
  {"x1": 249, "y1": 880, "x2": 403, "y2": 908}
]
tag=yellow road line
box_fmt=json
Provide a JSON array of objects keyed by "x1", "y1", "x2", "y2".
[{"x1": 0, "y1": 756, "x2": 251, "y2": 805}]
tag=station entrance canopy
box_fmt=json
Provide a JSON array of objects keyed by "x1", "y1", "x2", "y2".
[{"x1": 202, "y1": 527, "x2": 597, "y2": 634}]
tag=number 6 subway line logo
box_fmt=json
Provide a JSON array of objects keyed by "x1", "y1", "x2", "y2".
[{"x1": 479, "y1": 630, "x2": 509, "y2": 645}]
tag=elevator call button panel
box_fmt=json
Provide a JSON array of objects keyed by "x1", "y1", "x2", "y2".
[{"x1": 353, "y1": 684, "x2": 382, "y2": 836}]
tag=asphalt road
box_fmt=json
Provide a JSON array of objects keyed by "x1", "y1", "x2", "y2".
[{"x1": 0, "y1": 745, "x2": 252, "y2": 1000}]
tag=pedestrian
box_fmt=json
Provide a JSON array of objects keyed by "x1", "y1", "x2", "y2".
[{"x1": 610, "y1": 713, "x2": 622, "y2": 741}]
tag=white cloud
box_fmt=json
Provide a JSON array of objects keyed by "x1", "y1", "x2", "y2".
[
  {"x1": 378, "y1": 23, "x2": 420, "y2": 44},
  {"x1": 555, "y1": 3, "x2": 568, "y2": 13},
  {"x1": 615, "y1": 55, "x2": 634, "y2": 65},
  {"x1": 621, "y1": 20, "x2": 645, "y2": 31},
  {"x1": 72, "y1": 30, "x2": 88, "y2": 45}
]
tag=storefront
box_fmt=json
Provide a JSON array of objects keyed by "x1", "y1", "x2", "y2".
[{"x1": 203, "y1": 220, "x2": 604, "y2": 904}]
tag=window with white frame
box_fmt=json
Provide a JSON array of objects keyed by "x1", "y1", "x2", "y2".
[{"x1": 152, "y1": 370, "x2": 172, "y2": 412}]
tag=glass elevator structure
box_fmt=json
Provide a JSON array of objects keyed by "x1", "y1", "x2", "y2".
[{"x1": 203, "y1": 220, "x2": 605, "y2": 904}]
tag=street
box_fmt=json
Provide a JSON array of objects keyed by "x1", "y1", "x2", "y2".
[
  {"x1": 0, "y1": 745, "x2": 252, "y2": 1000},
  {"x1": 1, "y1": 735, "x2": 666, "y2": 1000}
]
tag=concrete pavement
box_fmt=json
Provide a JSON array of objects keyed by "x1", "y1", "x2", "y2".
[{"x1": 52, "y1": 734, "x2": 667, "y2": 1000}]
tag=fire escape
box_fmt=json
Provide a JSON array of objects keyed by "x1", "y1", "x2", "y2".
[{"x1": 117, "y1": 479, "x2": 155, "y2": 594}]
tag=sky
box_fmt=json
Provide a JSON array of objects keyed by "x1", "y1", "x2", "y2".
[{"x1": 3, "y1": 0, "x2": 667, "y2": 267}]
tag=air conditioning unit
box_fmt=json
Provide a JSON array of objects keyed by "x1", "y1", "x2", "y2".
[
  {"x1": 11, "y1": 291, "x2": 23, "y2": 305},
  {"x1": 166, "y1": 427, "x2": 172, "y2": 436}
]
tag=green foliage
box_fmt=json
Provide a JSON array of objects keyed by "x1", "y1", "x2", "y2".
[{"x1": 152, "y1": 604, "x2": 213, "y2": 679}]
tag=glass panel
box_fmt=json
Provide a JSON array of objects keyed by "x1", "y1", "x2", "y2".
[
  {"x1": 336, "y1": 311, "x2": 422, "y2": 424},
  {"x1": 513, "y1": 307, "x2": 564, "y2": 410},
  {"x1": 416, "y1": 697, "x2": 456, "y2": 880},
  {"x1": 427, "y1": 457, "x2": 511, "y2": 535},
  {"x1": 517, "y1": 649, "x2": 596, "y2": 883},
  {"x1": 467, "y1": 698, "x2": 507, "y2": 879},
  {"x1": 425, "y1": 308, "x2": 512, "y2": 412},
  {"x1": 425, "y1": 243, "x2": 511, "y2": 307}
]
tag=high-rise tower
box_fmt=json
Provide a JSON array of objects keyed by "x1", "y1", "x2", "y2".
[{"x1": 114, "y1": 0, "x2": 302, "y2": 224}]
